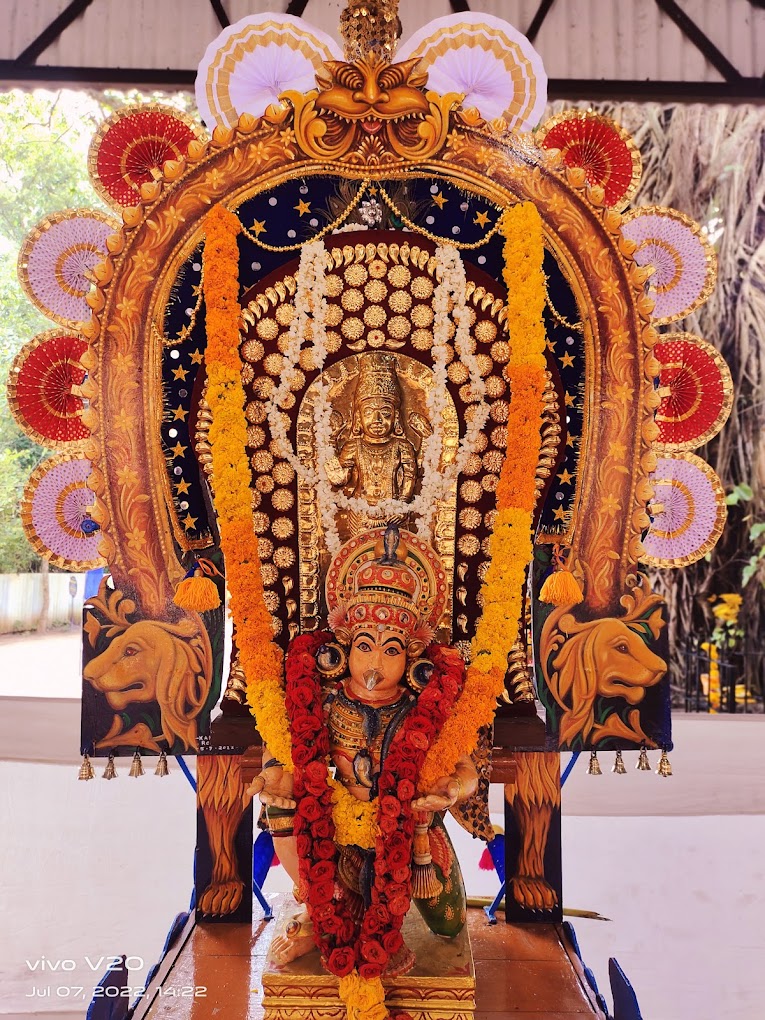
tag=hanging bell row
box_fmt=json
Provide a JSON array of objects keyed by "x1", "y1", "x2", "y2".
[
  {"x1": 587, "y1": 746, "x2": 672, "y2": 777},
  {"x1": 77, "y1": 750, "x2": 171, "y2": 779}
]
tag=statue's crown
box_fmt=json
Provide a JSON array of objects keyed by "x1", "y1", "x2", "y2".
[
  {"x1": 355, "y1": 352, "x2": 401, "y2": 405},
  {"x1": 353, "y1": 526, "x2": 420, "y2": 608},
  {"x1": 325, "y1": 525, "x2": 449, "y2": 642}
]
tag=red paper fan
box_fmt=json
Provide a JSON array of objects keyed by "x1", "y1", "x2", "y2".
[
  {"x1": 653, "y1": 333, "x2": 732, "y2": 451},
  {"x1": 7, "y1": 330, "x2": 89, "y2": 448},
  {"x1": 88, "y1": 104, "x2": 202, "y2": 208},
  {"x1": 537, "y1": 111, "x2": 642, "y2": 209}
]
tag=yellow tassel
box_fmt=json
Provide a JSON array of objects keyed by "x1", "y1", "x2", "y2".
[
  {"x1": 173, "y1": 575, "x2": 220, "y2": 612},
  {"x1": 539, "y1": 569, "x2": 583, "y2": 606}
]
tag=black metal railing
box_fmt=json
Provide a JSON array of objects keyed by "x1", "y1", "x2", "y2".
[{"x1": 682, "y1": 639, "x2": 764, "y2": 713}]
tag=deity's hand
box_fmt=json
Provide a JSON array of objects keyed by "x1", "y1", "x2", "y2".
[
  {"x1": 323, "y1": 455, "x2": 348, "y2": 488},
  {"x1": 411, "y1": 774, "x2": 463, "y2": 813},
  {"x1": 243, "y1": 762, "x2": 295, "y2": 811},
  {"x1": 411, "y1": 756, "x2": 478, "y2": 813}
]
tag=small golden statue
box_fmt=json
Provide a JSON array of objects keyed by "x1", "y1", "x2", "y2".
[{"x1": 325, "y1": 353, "x2": 425, "y2": 533}]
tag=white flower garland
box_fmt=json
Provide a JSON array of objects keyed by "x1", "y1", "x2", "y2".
[
  {"x1": 265, "y1": 242, "x2": 489, "y2": 554},
  {"x1": 266, "y1": 240, "x2": 331, "y2": 485}
]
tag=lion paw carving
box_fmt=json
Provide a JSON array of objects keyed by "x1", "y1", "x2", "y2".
[
  {"x1": 510, "y1": 875, "x2": 559, "y2": 912},
  {"x1": 198, "y1": 881, "x2": 245, "y2": 917}
]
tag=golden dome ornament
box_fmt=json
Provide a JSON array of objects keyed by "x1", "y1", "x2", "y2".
[
  {"x1": 102, "y1": 753, "x2": 118, "y2": 780},
  {"x1": 612, "y1": 750, "x2": 627, "y2": 775},
  {"x1": 656, "y1": 748, "x2": 673, "y2": 778},
  {"x1": 155, "y1": 750, "x2": 170, "y2": 777},
  {"x1": 587, "y1": 751, "x2": 602, "y2": 776},
  {"x1": 636, "y1": 746, "x2": 652, "y2": 771},
  {"x1": 128, "y1": 750, "x2": 145, "y2": 778},
  {"x1": 340, "y1": 0, "x2": 402, "y2": 62},
  {"x1": 78, "y1": 754, "x2": 95, "y2": 781}
]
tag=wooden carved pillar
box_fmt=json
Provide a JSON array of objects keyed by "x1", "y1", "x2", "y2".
[
  {"x1": 503, "y1": 751, "x2": 562, "y2": 923},
  {"x1": 196, "y1": 754, "x2": 253, "y2": 923}
]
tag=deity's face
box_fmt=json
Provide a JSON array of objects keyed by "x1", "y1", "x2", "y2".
[
  {"x1": 359, "y1": 397, "x2": 396, "y2": 440},
  {"x1": 348, "y1": 625, "x2": 407, "y2": 697}
]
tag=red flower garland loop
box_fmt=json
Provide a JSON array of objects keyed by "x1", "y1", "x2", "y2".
[{"x1": 286, "y1": 635, "x2": 465, "y2": 983}]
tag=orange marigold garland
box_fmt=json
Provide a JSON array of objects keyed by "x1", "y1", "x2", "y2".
[
  {"x1": 202, "y1": 205, "x2": 379, "y2": 848},
  {"x1": 420, "y1": 202, "x2": 547, "y2": 790},
  {"x1": 202, "y1": 204, "x2": 292, "y2": 769}
]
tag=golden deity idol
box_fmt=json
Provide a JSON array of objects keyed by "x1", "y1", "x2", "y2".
[{"x1": 325, "y1": 353, "x2": 421, "y2": 530}]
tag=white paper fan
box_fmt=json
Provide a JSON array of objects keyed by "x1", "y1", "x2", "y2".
[
  {"x1": 396, "y1": 13, "x2": 547, "y2": 130},
  {"x1": 195, "y1": 13, "x2": 343, "y2": 131}
]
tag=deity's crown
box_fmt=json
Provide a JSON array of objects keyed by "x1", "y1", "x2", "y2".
[
  {"x1": 352, "y1": 529, "x2": 420, "y2": 605},
  {"x1": 326, "y1": 524, "x2": 448, "y2": 644},
  {"x1": 355, "y1": 352, "x2": 402, "y2": 406}
]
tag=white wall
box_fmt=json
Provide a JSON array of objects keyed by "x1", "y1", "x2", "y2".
[{"x1": 0, "y1": 574, "x2": 85, "y2": 635}]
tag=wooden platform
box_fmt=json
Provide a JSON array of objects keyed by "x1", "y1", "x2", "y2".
[
  {"x1": 262, "y1": 901, "x2": 475, "y2": 1019},
  {"x1": 133, "y1": 899, "x2": 607, "y2": 1020}
]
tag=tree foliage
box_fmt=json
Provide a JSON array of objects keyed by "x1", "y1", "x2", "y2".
[{"x1": 0, "y1": 87, "x2": 192, "y2": 573}]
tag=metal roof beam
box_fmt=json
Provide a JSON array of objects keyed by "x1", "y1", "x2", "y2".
[
  {"x1": 0, "y1": 64, "x2": 762, "y2": 104},
  {"x1": 654, "y1": 0, "x2": 743, "y2": 82},
  {"x1": 209, "y1": 0, "x2": 230, "y2": 30},
  {"x1": 14, "y1": 0, "x2": 95, "y2": 65},
  {"x1": 526, "y1": 0, "x2": 557, "y2": 44}
]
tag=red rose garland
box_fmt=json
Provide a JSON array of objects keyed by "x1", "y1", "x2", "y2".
[{"x1": 285, "y1": 633, "x2": 466, "y2": 985}]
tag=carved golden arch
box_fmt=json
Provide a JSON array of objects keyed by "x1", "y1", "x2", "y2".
[{"x1": 81, "y1": 109, "x2": 657, "y2": 622}]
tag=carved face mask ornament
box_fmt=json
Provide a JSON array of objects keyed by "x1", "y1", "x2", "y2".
[
  {"x1": 281, "y1": 55, "x2": 461, "y2": 163},
  {"x1": 315, "y1": 56, "x2": 430, "y2": 131}
]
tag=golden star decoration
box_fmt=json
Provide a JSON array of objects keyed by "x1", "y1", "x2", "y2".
[
  {"x1": 566, "y1": 434, "x2": 578, "y2": 448},
  {"x1": 560, "y1": 352, "x2": 575, "y2": 368},
  {"x1": 172, "y1": 405, "x2": 189, "y2": 421},
  {"x1": 432, "y1": 191, "x2": 448, "y2": 209},
  {"x1": 172, "y1": 365, "x2": 189, "y2": 381},
  {"x1": 553, "y1": 505, "x2": 569, "y2": 522},
  {"x1": 564, "y1": 391, "x2": 576, "y2": 407},
  {"x1": 546, "y1": 338, "x2": 557, "y2": 352},
  {"x1": 294, "y1": 200, "x2": 311, "y2": 216},
  {"x1": 558, "y1": 468, "x2": 573, "y2": 485},
  {"x1": 473, "y1": 211, "x2": 490, "y2": 228},
  {"x1": 170, "y1": 440, "x2": 187, "y2": 458},
  {"x1": 175, "y1": 478, "x2": 191, "y2": 494},
  {"x1": 189, "y1": 349, "x2": 203, "y2": 364},
  {"x1": 182, "y1": 513, "x2": 198, "y2": 531},
  {"x1": 251, "y1": 220, "x2": 267, "y2": 237}
]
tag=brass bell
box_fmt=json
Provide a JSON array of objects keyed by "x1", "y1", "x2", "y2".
[
  {"x1": 102, "y1": 753, "x2": 118, "y2": 780},
  {"x1": 128, "y1": 750, "x2": 144, "y2": 778},
  {"x1": 587, "y1": 751, "x2": 602, "y2": 776},
  {"x1": 612, "y1": 750, "x2": 627, "y2": 775},
  {"x1": 78, "y1": 754, "x2": 95, "y2": 781},
  {"x1": 636, "y1": 746, "x2": 652, "y2": 771},
  {"x1": 656, "y1": 748, "x2": 673, "y2": 778},
  {"x1": 155, "y1": 750, "x2": 170, "y2": 777}
]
